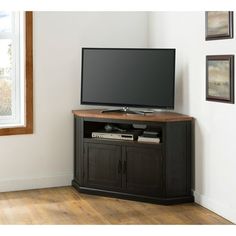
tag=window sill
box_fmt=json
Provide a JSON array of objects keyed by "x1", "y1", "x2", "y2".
[
  {"x1": 0, "y1": 125, "x2": 33, "y2": 136},
  {"x1": 0, "y1": 123, "x2": 24, "y2": 128}
]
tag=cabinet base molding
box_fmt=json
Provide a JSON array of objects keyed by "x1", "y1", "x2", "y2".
[{"x1": 72, "y1": 180, "x2": 194, "y2": 205}]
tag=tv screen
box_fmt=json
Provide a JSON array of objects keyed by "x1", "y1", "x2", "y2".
[{"x1": 81, "y1": 48, "x2": 175, "y2": 109}]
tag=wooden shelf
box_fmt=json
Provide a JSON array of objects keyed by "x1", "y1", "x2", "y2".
[
  {"x1": 84, "y1": 137, "x2": 163, "y2": 147},
  {"x1": 72, "y1": 109, "x2": 193, "y2": 122}
]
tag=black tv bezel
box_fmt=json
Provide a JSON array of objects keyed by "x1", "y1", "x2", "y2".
[{"x1": 80, "y1": 47, "x2": 176, "y2": 109}]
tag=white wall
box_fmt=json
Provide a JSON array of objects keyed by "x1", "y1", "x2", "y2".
[
  {"x1": 0, "y1": 12, "x2": 148, "y2": 192},
  {"x1": 149, "y1": 12, "x2": 236, "y2": 223}
]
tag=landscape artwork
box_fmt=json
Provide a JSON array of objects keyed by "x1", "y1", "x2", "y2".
[
  {"x1": 206, "y1": 55, "x2": 234, "y2": 103},
  {"x1": 208, "y1": 60, "x2": 230, "y2": 98},
  {"x1": 205, "y1": 11, "x2": 233, "y2": 40}
]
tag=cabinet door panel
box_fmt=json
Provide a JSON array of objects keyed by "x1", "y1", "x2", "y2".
[
  {"x1": 74, "y1": 117, "x2": 84, "y2": 185},
  {"x1": 125, "y1": 146, "x2": 163, "y2": 197},
  {"x1": 84, "y1": 143, "x2": 122, "y2": 190},
  {"x1": 165, "y1": 122, "x2": 190, "y2": 197}
]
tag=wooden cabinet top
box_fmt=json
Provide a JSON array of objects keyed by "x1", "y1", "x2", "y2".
[{"x1": 72, "y1": 109, "x2": 193, "y2": 122}]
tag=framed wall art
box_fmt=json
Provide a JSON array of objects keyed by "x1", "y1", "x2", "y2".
[
  {"x1": 205, "y1": 11, "x2": 233, "y2": 40},
  {"x1": 206, "y1": 55, "x2": 234, "y2": 103}
]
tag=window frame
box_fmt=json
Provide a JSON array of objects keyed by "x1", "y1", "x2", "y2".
[{"x1": 0, "y1": 11, "x2": 33, "y2": 136}]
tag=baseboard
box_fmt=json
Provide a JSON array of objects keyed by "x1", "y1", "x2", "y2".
[
  {"x1": 73, "y1": 180, "x2": 194, "y2": 205},
  {"x1": 194, "y1": 190, "x2": 236, "y2": 224},
  {"x1": 0, "y1": 172, "x2": 73, "y2": 192}
]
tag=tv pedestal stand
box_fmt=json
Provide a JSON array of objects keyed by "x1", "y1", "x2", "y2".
[{"x1": 101, "y1": 107, "x2": 154, "y2": 115}]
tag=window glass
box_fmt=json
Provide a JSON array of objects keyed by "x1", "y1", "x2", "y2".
[
  {"x1": 0, "y1": 12, "x2": 22, "y2": 125},
  {"x1": 0, "y1": 12, "x2": 12, "y2": 33},
  {"x1": 0, "y1": 39, "x2": 12, "y2": 116}
]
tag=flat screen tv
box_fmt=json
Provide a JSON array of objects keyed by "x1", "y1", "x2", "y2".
[{"x1": 81, "y1": 48, "x2": 175, "y2": 110}]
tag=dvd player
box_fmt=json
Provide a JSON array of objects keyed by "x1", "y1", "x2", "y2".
[{"x1": 92, "y1": 131, "x2": 138, "y2": 141}]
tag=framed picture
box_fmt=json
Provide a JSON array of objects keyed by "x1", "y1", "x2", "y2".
[
  {"x1": 206, "y1": 55, "x2": 234, "y2": 103},
  {"x1": 205, "y1": 11, "x2": 233, "y2": 40}
]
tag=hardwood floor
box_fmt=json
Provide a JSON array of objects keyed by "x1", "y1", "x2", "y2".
[{"x1": 0, "y1": 186, "x2": 232, "y2": 224}]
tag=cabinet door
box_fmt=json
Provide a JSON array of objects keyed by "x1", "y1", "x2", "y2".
[
  {"x1": 84, "y1": 143, "x2": 122, "y2": 191},
  {"x1": 124, "y1": 146, "x2": 163, "y2": 197}
]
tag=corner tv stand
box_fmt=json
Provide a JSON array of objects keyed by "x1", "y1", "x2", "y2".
[{"x1": 72, "y1": 109, "x2": 194, "y2": 205}]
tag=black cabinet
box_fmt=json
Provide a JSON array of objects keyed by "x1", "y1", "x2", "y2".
[
  {"x1": 83, "y1": 143, "x2": 163, "y2": 196},
  {"x1": 72, "y1": 109, "x2": 194, "y2": 205},
  {"x1": 84, "y1": 143, "x2": 122, "y2": 190},
  {"x1": 124, "y1": 146, "x2": 163, "y2": 197}
]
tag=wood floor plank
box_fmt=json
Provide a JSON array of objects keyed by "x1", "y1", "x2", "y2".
[{"x1": 0, "y1": 186, "x2": 232, "y2": 224}]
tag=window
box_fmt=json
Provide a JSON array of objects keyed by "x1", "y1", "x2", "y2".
[{"x1": 0, "y1": 11, "x2": 33, "y2": 135}]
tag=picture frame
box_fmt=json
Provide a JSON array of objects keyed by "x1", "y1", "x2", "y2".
[
  {"x1": 205, "y1": 11, "x2": 233, "y2": 40},
  {"x1": 206, "y1": 55, "x2": 234, "y2": 103}
]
